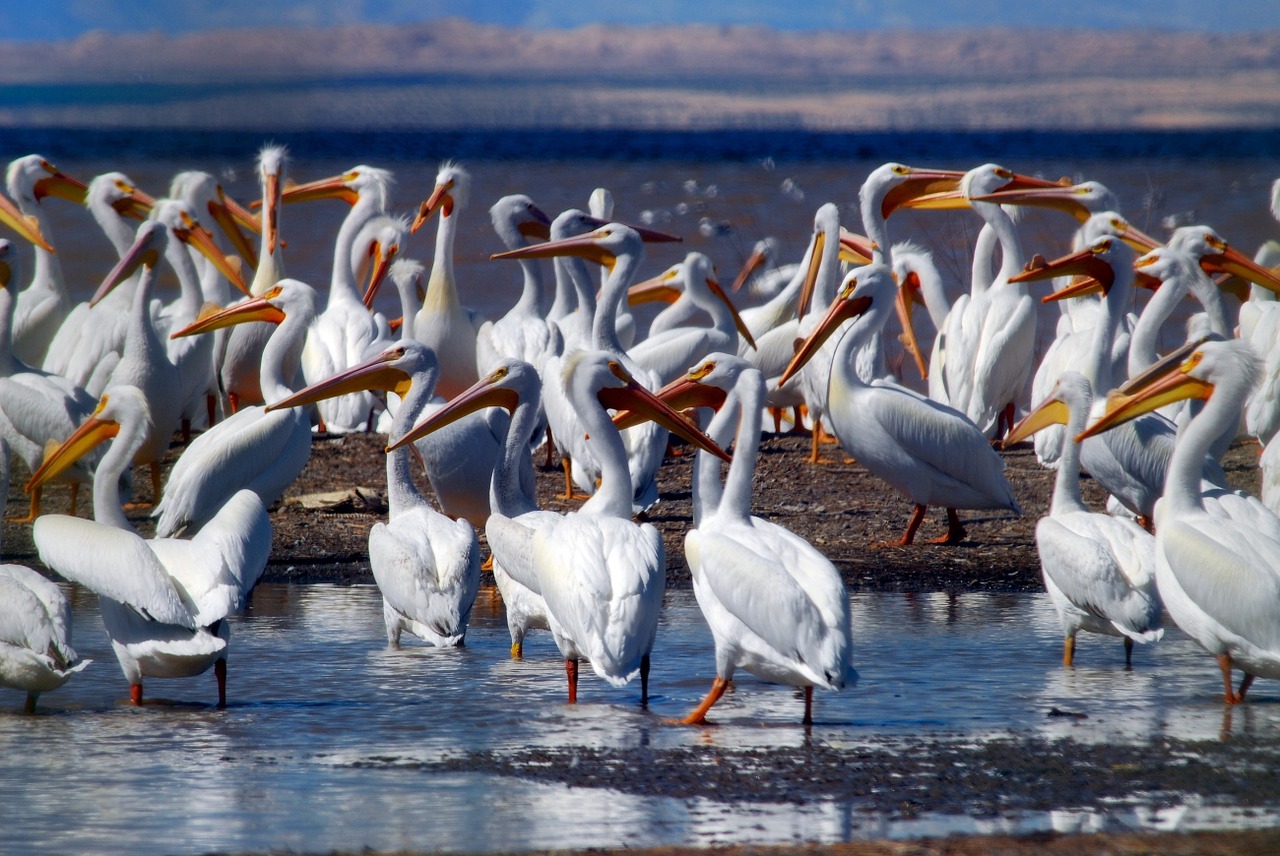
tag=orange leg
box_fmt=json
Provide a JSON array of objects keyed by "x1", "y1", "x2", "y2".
[
  {"x1": 130, "y1": 683, "x2": 144, "y2": 706},
  {"x1": 926, "y1": 508, "x2": 966, "y2": 544},
  {"x1": 12, "y1": 487, "x2": 41, "y2": 523},
  {"x1": 897, "y1": 503, "x2": 928, "y2": 546},
  {"x1": 228, "y1": 392, "x2": 241, "y2": 415},
  {"x1": 677, "y1": 676, "x2": 729, "y2": 725},
  {"x1": 565, "y1": 658, "x2": 579, "y2": 704},
  {"x1": 215, "y1": 658, "x2": 227, "y2": 708},
  {"x1": 1218, "y1": 653, "x2": 1243, "y2": 704},
  {"x1": 561, "y1": 457, "x2": 576, "y2": 499},
  {"x1": 1063, "y1": 634, "x2": 1076, "y2": 667}
]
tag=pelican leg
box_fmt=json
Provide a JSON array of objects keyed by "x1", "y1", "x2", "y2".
[
  {"x1": 1124, "y1": 637, "x2": 1134, "y2": 669},
  {"x1": 1218, "y1": 653, "x2": 1243, "y2": 704},
  {"x1": 566, "y1": 658, "x2": 579, "y2": 704},
  {"x1": 802, "y1": 685, "x2": 814, "y2": 725},
  {"x1": 1238, "y1": 673, "x2": 1256, "y2": 702},
  {"x1": 543, "y1": 426, "x2": 555, "y2": 468},
  {"x1": 206, "y1": 393, "x2": 218, "y2": 427},
  {"x1": 150, "y1": 461, "x2": 163, "y2": 506},
  {"x1": 510, "y1": 640, "x2": 523, "y2": 660},
  {"x1": 897, "y1": 504, "x2": 929, "y2": 546},
  {"x1": 215, "y1": 658, "x2": 227, "y2": 708},
  {"x1": 130, "y1": 683, "x2": 143, "y2": 706},
  {"x1": 927, "y1": 508, "x2": 966, "y2": 544},
  {"x1": 561, "y1": 456, "x2": 575, "y2": 499},
  {"x1": 181, "y1": 418, "x2": 191, "y2": 445},
  {"x1": 1063, "y1": 634, "x2": 1076, "y2": 667},
  {"x1": 640, "y1": 654, "x2": 650, "y2": 706},
  {"x1": 481, "y1": 554, "x2": 494, "y2": 572},
  {"x1": 13, "y1": 487, "x2": 41, "y2": 523},
  {"x1": 228, "y1": 392, "x2": 240, "y2": 415},
  {"x1": 808, "y1": 421, "x2": 823, "y2": 464},
  {"x1": 677, "y1": 676, "x2": 729, "y2": 725},
  {"x1": 23, "y1": 692, "x2": 37, "y2": 714}
]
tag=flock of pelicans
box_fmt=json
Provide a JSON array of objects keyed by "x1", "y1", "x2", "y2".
[{"x1": 3, "y1": 147, "x2": 1280, "y2": 727}]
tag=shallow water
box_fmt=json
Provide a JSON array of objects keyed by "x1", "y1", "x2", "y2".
[{"x1": 5, "y1": 584, "x2": 1280, "y2": 854}]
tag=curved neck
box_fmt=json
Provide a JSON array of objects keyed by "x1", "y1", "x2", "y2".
[
  {"x1": 1186, "y1": 267, "x2": 1232, "y2": 338},
  {"x1": 424, "y1": 211, "x2": 460, "y2": 315},
  {"x1": 19, "y1": 200, "x2": 67, "y2": 301},
  {"x1": 973, "y1": 201, "x2": 1024, "y2": 287},
  {"x1": 125, "y1": 266, "x2": 168, "y2": 370},
  {"x1": 165, "y1": 236, "x2": 204, "y2": 321},
  {"x1": 1128, "y1": 273, "x2": 1187, "y2": 379},
  {"x1": 970, "y1": 222, "x2": 999, "y2": 296},
  {"x1": 1165, "y1": 379, "x2": 1243, "y2": 516},
  {"x1": 577, "y1": 390, "x2": 635, "y2": 518},
  {"x1": 260, "y1": 307, "x2": 309, "y2": 401},
  {"x1": 0, "y1": 286, "x2": 15, "y2": 374},
  {"x1": 1051, "y1": 390, "x2": 1091, "y2": 515},
  {"x1": 1085, "y1": 282, "x2": 1128, "y2": 391},
  {"x1": 718, "y1": 371, "x2": 764, "y2": 523},
  {"x1": 591, "y1": 252, "x2": 640, "y2": 354},
  {"x1": 490, "y1": 385, "x2": 541, "y2": 518},
  {"x1": 94, "y1": 417, "x2": 146, "y2": 532},
  {"x1": 513, "y1": 256, "x2": 546, "y2": 317},
  {"x1": 394, "y1": 279, "x2": 422, "y2": 342},
  {"x1": 386, "y1": 375, "x2": 433, "y2": 516},
  {"x1": 329, "y1": 197, "x2": 378, "y2": 308},
  {"x1": 860, "y1": 195, "x2": 892, "y2": 269}
]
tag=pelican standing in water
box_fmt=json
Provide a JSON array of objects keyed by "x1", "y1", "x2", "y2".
[
  {"x1": 269, "y1": 341, "x2": 480, "y2": 647},
  {"x1": 1080, "y1": 339, "x2": 1280, "y2": 703},
  {"x1": 780, "y1": 264, "x2": 1020, "y2": 545},
  {"x1": 0, "y1": 563, "x2": 92, "y2": 713},
  {"x1": 648, "y1": 354, "x2": 853, "y2": 724},
  {"x1": 27, "y1": 386, "x2": 271, "y2": 706},
  {"x1": 1003, "y1": 372, "x2": 1162, "y2": 667},
  {"x1": 391, "y1": 358, "x2": 553, "y2": 658}
]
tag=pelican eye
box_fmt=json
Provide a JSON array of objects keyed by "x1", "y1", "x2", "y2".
[
  {"x1": 1205, "y1": 234, "x2": 1227, "y2": 250},
  {"x1": 1183, "y1": 351, "x2": 1205, "y2": 373},
  {"x1": 492, "y1": 366, "x2": 509, "y2": 382},
  {"x1": 1092, "y1": 238, "x2": 1113, "y2": 254},
  {"x1": 994, "y1": 167, "x2": 1013, "y2": 179},
  {"x1": 115, "y1": 180, "x2": 133, "y2": 193},
  {"x1": 344, "y1": 171, "x2": 360, "y2": 183},
  {"x1": 691, "y1": 361, "x2": 715, "y2": 380},
  {"x1": 892, "y1": 165, "x2": 910, "y2": 176},
  {"x1": 94, "y1": 395, "x2": 110, "y2": 414},
  {"x1": 264, "y1": 285, "x2": 284, "y2": 299}
]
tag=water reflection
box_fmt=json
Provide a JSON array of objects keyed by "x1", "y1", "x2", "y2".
[{"x1": 4, "y1": 584, "x2": 1280, "y2": 854}]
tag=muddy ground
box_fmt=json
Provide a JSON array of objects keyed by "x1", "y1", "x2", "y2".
[{"x1": 4, "y1": 431, "x2": 1275, "y2": 856}]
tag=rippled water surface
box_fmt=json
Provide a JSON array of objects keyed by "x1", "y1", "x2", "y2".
[{"x1": 5, "y1": 585, "x2": 1280, "y2": 854}]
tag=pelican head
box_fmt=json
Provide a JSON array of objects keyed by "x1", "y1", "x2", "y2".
[
  {"x1": 411, "y1": 161, "x2": 471, "y2": 233},
  {"x1": 268, "y1": 341, "x2": 433, "y2": 414},
  {"x1": 386, "y1": 358, "x2": 540, "y2": 452},
  {"x1": 25, "y1": 387, "x2": 149, "y2": 493}
]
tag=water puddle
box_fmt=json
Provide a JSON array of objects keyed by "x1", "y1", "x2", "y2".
[{"x1": 4, "y1": 585, "x2": 1279, "y2": 854}]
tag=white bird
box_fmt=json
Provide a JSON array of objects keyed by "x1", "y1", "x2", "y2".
[
  {"x1": 5, "y1": 155, "x2": 85, "y2": 366},
  {"x1": 286, "y1": 164, "x2": 399, "y2": 433},
  {"x1": 0, "y1": 240, "x2": 98, "y2": 520},
  {"x1": 655, "y1": 354, "x2": 853, "y2": 724},
  {"x1": 270, "y1": 341, "x2": 481, "y2": 647},
  {"x1": 390, "y1": 358, "x2": 552, "y2": 658},
  {"x1": 1080, "y1": 338, "x2": 1280, "y2": 704},
  {"x1": 1011, "y1": 230, "x2": 1228, "y2": 527},
  {"x1": 411, "y1": 162, "x2": 485, "y2": 399},
  {"x1": 40, "y1": 171, "x2": 155, "y2": 389},
  {"x1": 216, "y1": 145, "x2": 288, "y2": 414},
  {"x1": 780, "y1": 263, "x2": 1019, "y2": 545},
  {"x1": 1003, "y1": 371, "x2": 1162, "y2": 667},
  {"x1": 475, "y1": 194, "x2": 555, "y2": 374},
  {"x1": 157, "y1": 279, "x2": 316, "y2": 537},
  {"x1": 0, "y1": 563, "x2": 91, "y2": 713},
  {"x1": 495, "y1": 223, "x2": 670, "y2": 512},
  {"x1": 626, "y1": 252, "x2": 757, "y2": 386},
  {"x1": 27, "y1": 385, "x2": 271, "y2": 706}
]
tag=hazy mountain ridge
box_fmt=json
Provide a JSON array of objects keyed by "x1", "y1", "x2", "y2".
[
  {"x1": 2, "y1": 19, "x2": 1278, "y2": 130},
  {"x1": 3, "y1": 19, "x2": 1278, "y2": 83}
]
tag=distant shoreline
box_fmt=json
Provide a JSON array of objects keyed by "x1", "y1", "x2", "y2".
[{"x1": 3, "y1": 125, "x2": 1279, "y2": 164}]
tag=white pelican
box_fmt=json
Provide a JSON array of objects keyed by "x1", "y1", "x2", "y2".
[
  {"x1": 0, "y1": 563, "x2": 92, "y2": 713},
  {"x1": 41, "y1": 171, "x2": 155, "y2": 388},
  {"x1": 475, "y1": 194, "x2": 554, "y2": 374},
  {"x1": 625, "y1": 252, "x2": 757, "y2": 387},
  {"x1": 5, "y1": 155, "x2": 84, "y2": 366},
  {"x1": 392, "y1": 358, "x2": 552, "y2": 658},
  {"x1": 1003, "y1": 371, "x2": 1162, "y2": 667},
  {"x1": 1079, "y1": 339, "x2": 1280, "y2": 703},
  {"x1": 493, "y1": 224, "x2": 669, "y2": 512},
  {"x1": 410, "y1": 162, "x2": 484, "y2": 399},
  {"x1": 1010, "y1": 231, "x2": 1228, "y2": 527},
  {"x1": 27, "y1": 386, "x2": 271, "y2": 706},
  {"x1": 216, "y1": 145, "x2": 288, "y2": 414},
  {"x1": 654, "y1": 354, "x2": 853, "y2": 724},
  {"x1": 779, "y1": 264, "x2": 1019, "y2": 545},
  {"x1": 158, "y1": 279, "x2": 316, "y2": 537},
  {"x1": 284, "y1": 164, "x2": 398, "y2": 433},
  {"x1": 269, "y1": 342, "x2": 481, "y2": 647},
  {"x1": 0, "y1": 240, "x2": 97, "y2": 520},
  {"x1": 528, "y1": 350, "x2": 728, "y2": 703}
]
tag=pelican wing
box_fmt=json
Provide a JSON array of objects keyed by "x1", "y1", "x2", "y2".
[
  {"x1": 1037, "y1": 513, "x2": 1162, "y2": 641},
  {"x1": 368, "y1": 507, "x2": 480, "y2": 642},
  {"x1": 0, "y1": 565, "x2": 75, "y2": 660},
  {"x1": 33, "y1": 516, "x2": 195, "y2": 628},
  {"x1": 1162, "y1": 516, "x2": 1280, "y2": 653}
]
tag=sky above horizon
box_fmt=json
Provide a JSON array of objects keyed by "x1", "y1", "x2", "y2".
[{"x1": 4, "y1": 1, "x2": 1279, "y2": 41}]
